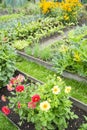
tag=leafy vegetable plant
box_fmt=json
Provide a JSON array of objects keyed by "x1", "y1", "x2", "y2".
[{"x1": 0, "y1": 17, "x2": 65, "y2": 47}]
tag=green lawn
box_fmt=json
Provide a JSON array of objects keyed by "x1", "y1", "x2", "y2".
[
  {"x1": 16, "y1": 57, "x2": 87, "y2": 104},
  {"x1": 16, "y1": 57, "x2": 55, "y2": 82},
  {"x1": 0, "y1": 112, "x2": 17, "y2": 130}
]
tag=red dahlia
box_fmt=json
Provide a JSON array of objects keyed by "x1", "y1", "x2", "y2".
[
  {"x1": 31, "y1": 94, "x2": 40, "y2": 102},
  {"x1": 16, "y1": 85, "x2": 24, "y2": 92},
  {"x1": 2, "y1": 106, "x2": 10, "y2": 115},
  {"x1": 28, "y1": 101, "x2": 36, "y2": 109}
]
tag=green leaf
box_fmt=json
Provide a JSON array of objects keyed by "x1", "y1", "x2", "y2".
[{"x1": 19, "y1": 109, "x2": 23, "y2": 117}]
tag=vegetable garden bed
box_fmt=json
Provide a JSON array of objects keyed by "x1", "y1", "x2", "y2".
[{"x1": 0, "y1": 69, "x2": 87, "y2": 130}]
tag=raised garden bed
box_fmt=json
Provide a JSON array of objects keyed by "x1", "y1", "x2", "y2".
[
  {"x1": 0, "y1": 69, "x2": 87, "y2": 130},
  {"x1": 17, "y1": 51, "x2": 87, "y2": 83}
]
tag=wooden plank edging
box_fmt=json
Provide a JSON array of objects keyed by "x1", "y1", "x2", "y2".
[
  {"x1": 17, "y1": 51, "x2": 53, "y2": 69},
  {"x1": 70, "y1": 97, "x2": 87, "y2": 112}
]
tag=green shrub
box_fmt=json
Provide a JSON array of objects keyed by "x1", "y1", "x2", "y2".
[{"x1": 0, "y1": 44, "x2": 16, "y2": 87}]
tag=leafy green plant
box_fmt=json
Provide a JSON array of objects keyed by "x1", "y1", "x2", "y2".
[
  {"x1": 52, "y1": 25, "x2": 87, "y2": 77},
  {"x1": 0, "y1": 14, "x2": 22, "y2": 22},
  {"x1": 25, "y1": 43, "x2": 52, "y2": 61},
  {"x1": 13, "y1": 40, "x2": 31, "y2": 50},
  {"x1": 21, "y1": 2, "x2": 40, "y2": 15},
  {"x1": 39, "y1": 47, "x2": 52, "y2": 61},
  {"x1": 0, "y1": 14, "x2": 42, "y2": 31},
  {"x1": 48, "y1": 7, "x2": 63, "y2": 18},
  {"x1": 68, "y1": 25, "x2": 87, "y2": 42},
  {"x1": 0, "y1": 43, "x2": 16, "y2": 87},
  {"x1": 6, "y1": 75, "x2": 77, "y2": 130},
  {"x1": 0, "y1": 16, "x2": 65, "y2": 46}
]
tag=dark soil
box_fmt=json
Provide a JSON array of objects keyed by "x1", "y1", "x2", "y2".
[{"x1": 0, "y1": 86, "x2": 87, "y2": 130}]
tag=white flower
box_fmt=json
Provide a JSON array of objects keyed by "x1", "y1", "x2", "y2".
[
  {"x1": 65, "y1": 86, "x2": 71, "y2": 93},
  {"x1": 40, "y1": 101, "x2": 50, "y2": 111},
  {"x1": 52, "y1": 86, "x2": 60, "y2": 94}
]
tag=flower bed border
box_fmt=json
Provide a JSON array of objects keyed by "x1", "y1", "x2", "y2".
[
  {"x1": 0, "y1": 69, "x2": 87, "y2": 130},
  {"x1": 17, "y1": 51, "x2": 87, "y2": 83}
]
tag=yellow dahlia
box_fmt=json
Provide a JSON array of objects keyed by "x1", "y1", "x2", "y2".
[
  {"x1": 65, "y1": 86, "x2": 71, "y2": 93},
  {"x1": 40, "y1": 101, "x2": 50, "y2": 111},
  {"x1": 52, "y1": 86, "x2": 60, "y2": 94}
]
